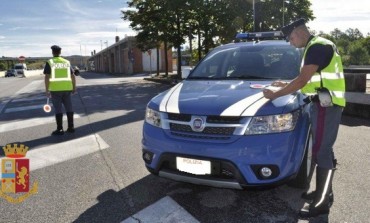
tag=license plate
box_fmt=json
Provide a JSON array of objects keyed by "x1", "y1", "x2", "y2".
[{"x1": 176, "y1": 157, "x2": 211, "y2": 175}]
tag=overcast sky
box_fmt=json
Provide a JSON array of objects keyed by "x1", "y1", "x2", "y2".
[{"x1": 0, "y1": 0, "x2": 369, "y2": 58}]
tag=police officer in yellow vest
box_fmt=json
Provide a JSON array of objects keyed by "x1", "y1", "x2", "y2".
[
  {"x1": 44, "y1": 45, "x2": 76, "y2": 135},
  {"x1": 263, "y1": 19, "x2": 345, "y2": 218}
]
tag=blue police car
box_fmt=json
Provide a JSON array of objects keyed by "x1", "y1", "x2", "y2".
[{"x1": 142, "y1": 32, "x2": 313, "y2": 189}]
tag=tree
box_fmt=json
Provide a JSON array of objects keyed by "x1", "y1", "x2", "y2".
[
  {"x1": 361, "y1": 36, "x2": 370, "y2": 57},
  {"x1": 348, "y1": 41, "x2": 369, "y2": 65},
  {"x1": 330, "y1": 28, "x2": 346, "y2": 40},
  {"x1": 0, "y1": 62, "x2": 6, "y2": 71},
  {"x1": 122, "y1": 0, "x2": 317, "y2": 78},
  {"x1": 315, "y1": 28, "x2": 370, "y2": 66},
  {"x1": 122, "y1": 0, "x2": 170, "y2": 76},
  {"x1": 254, "y1": 0, "x2": 314, "y2": 32},
  {"x1": 345, "y1": 28, "x2": 364, "y2": 41}
]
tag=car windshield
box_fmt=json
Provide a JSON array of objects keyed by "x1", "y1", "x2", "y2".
[{"x1": 189, "y1": 43, "x2": 301, "y2": 80}]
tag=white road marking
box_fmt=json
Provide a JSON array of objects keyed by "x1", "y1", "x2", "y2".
[
  {"x1": 0, "y1": 80, "x2": 44, "y2": 114},
  {"x1": 14, "y1": 80, "x2": 43, "y2": 95},
  {"x1": 5, "y1": 104, "x2": 45, "y2": 113},
  {"x1": 0, "y1": 134, "x2": 109, "y2": 176},
  {"x1": 27, "y1": 134, "x2": 109, "y2": 171},
  {"x1": 0, "y1": 114, "x2": 82, "y2": 133},
  {"x1": 121, "y1": 196, "x2": 200, "y2": 223},
  {"x1": 12, "y1": 95, "x2": 46, "y2": 102},
  {"x1": 0, "y1": 100, "x2": 10, "y2": 113}
]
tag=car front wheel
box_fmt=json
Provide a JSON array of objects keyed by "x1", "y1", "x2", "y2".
[{"x1": 288, "y1": 129, "x2": 314, "y2": 189}]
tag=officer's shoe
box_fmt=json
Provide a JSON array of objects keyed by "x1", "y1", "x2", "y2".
[
  {"x1": 301, "y1": 191, "x2": 334, "y2": 207},
  {"x1": 299, "y1": 202, "x2": 330, "y2": 218},
  {"x1": 66, "y1": 127, "x2": 75, "y2": 133},
  {"x1": 52, "y1": 129, "x2": 64, "y2": 135}
]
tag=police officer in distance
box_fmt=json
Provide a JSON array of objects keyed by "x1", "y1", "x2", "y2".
[
  {"x1": 263, "y1": 19, "x2": 345, "y2": 218},
  {"x1": 44, "y1": 45, "x2": 76, "y2": 135}
]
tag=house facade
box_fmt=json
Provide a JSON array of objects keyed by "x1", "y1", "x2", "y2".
[{"x1": 88, "y1": 36, "x2": 172, "y2": 75}]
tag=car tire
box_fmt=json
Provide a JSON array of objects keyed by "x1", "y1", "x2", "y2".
[{"x1": 288, "y1": 129, "x2": 314, "y2": 189}]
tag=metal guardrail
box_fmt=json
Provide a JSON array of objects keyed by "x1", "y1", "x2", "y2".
[{"x1": 344, "y1": 67, "x2": 370, "y2": 73}]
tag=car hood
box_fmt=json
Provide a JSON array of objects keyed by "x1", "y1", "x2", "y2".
[{"x1": 149, "y1": 80, "x2": 300, "y2": 116}]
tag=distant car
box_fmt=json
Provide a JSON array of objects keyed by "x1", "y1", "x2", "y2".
[
  {"x1": 5, "y1": 69, "x2": 17, "y2": 77},
  {"x1": 14, "y1": 63, "x2": 27, "y2": 76},
  {"x1": 142, "y1": 31, "x2": 313, "y2": 190}
]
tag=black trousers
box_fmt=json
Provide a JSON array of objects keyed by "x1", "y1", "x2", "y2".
[{"x1": 50, "y1": 91, "x2": 73, "y2": 114}]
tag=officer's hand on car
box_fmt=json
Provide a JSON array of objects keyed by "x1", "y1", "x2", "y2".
[
  {"x1": 263, "y1": 89, "x2": 276, "y2": 99},
  {"x1": 271, "y1": 80, "x2": 288, "y2": 87},
  {"x1": 263, "y1": 80, "x2": 289, "y2": 99}
]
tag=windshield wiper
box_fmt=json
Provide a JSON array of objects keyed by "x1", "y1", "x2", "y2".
[
  {"x1": 229, "y1": 75, "x2": 266, "y2": 79},
  {"x1": 187, "y1": 76, "x2": 211, "y2": 80},
  {"x1": 187, "y1": 76, "x2": 226, "y2": 80}
]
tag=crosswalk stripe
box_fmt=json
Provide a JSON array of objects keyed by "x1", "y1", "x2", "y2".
[
  {"x1": 14, "y1": 80, "x2": 43, "y2": 95},
  {"x1": 5, "y1": 104, "x2": 46, "y2": 113},
  {"x1": 0, "y1": 134, "x2": 109, "y2": 175},
  {"x1": 11, "y1": 95, "x2": 46, "y2": 103},
  {"x1": 28, "y1": 134, "x2": 109, "y2": 171},
  {"x1": 0, "y1": 80, "x2": 44, "y2": 114},
  {"x1": 0, "y1": 100, "x2": 10, "y2": 113},
  {"x1": 121, "y1": 196, "x2": 200, "y2": 223},
  {"x1": 0, "y1": 114, "x2": 82, "y2": 133}
]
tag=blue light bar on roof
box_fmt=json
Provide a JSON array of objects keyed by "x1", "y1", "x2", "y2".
[
  {"x1": 235, "y1": 31, "x2": 284, "y2": 40},
  {"x1": 235, "y1": 33, "x2": 249, "y2": 39}
]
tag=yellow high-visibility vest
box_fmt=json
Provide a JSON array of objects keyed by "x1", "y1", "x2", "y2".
[
  {"x1": 301, "y1": 36, "x2": 346, "y2": 107},
  {"x1": 47, "y1": 57, "x2": 73, "y2": 91}
]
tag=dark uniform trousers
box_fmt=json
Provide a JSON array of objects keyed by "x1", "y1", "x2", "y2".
[
  {"x1": 51, "y1": 91, "x2": 74, "y2": 131},
  {"x1": 299, "y1": 101, "x2": 343, "y2": 218},
  {"x1": 310, "y1": 102, "x2": 343, "y2": 169},
  {"x1": 51, "y1": 91, "x2": 73, "y2": 113}
]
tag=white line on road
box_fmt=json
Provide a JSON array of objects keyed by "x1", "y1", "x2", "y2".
[
  {"x1": 28, "y1": 134, "x2": 109, "y2": 171},
  {"x1": 14, "y1": 80, "x2": 44, "y2": 95},
  {"x1": 0, "y1": 114, "x2": 82, "y2": 133},
  {"x1": 0, "y1": 134, "x2": 109, "y2": 176},
  {"x1": 5, "y1": 104, "x2": 46, "y2": 113},
  {"x1": 11, "y1": 95, "x2": 46, "y2": 103},
  {"x1": 0, "y1": 100, "x2": 10, "y2": 113},
  {"x1": 121, "y1": 196, "x2": 200, "y2": 223}
]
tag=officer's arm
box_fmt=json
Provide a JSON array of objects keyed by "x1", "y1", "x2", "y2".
[
  {"x1": 71, "y1": 71, "x2": 76, "y2": 93},
  {"x1": 44, "y1": 74, "x2": 50, "y2": 97},
  {"x1": 263, "y1": 64, "x2": 318, "y2": 99},
  {"x1": 43, "y1": 62, "x2": 51, "y2": 97}
]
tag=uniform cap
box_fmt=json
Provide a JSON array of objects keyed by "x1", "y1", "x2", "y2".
[
  {"x1": 51, "y1": 45, "x2": 61, "y2": 50},
  {"x1": 281, "y1": 18, "x2": 306, "y2": 38}
]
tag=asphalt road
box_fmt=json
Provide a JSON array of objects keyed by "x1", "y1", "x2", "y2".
[{"x1": 0, "y1": 72, "x2": 369, "y2": 223}]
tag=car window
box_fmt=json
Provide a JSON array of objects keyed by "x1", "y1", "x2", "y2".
[{"x1": 189, "y1": 43, "x2": 301, "y2": 80}]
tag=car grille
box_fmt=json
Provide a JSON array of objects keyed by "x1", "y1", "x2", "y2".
[
  {"x1": 168, "y1": 113, "x2": 192, "y2": 122},
  {"x1": 166, "y1": 113, "x2": 246, "y2": 140}
]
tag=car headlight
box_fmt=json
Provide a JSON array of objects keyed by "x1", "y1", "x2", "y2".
[
  {"x1": 145, "y1": 107, "x2": 162, "y2": 127},
  {"x1": 245, "y1": 111, "x2": 299, "y2": 135}
]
